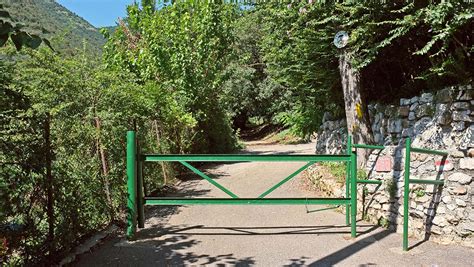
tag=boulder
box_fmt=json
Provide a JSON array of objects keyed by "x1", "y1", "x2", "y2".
[
  {"x1": 416, "y1": 104, "x2": 434, "y2": 118},
  {"x1": 400, "y1": 98, "x2": 410, "y2": 106},
  {"x1": 459, "y1": 158, "x2": 474, "y2": 170},
  {"x1": 452, "y1": 102, "x2": 470, "y2": 110},
  {"x1": 398, "y1": 106, "x2": 410, "y2": 117},
  {"x1": 450, "y1": 186, "x2": 467, "y2": 195},
  {"x1": 452, "y1": 110, "x2": 471, "y2": 122},
  {"x1": 435, "y1": 88, "x2": 453, "y2": 103},
  {"x1": 420, "y1": 92, "x2": 434, "y2": 104},
  {"x1": 448, "y1": 172, "x2": 472, "y2": 184}
]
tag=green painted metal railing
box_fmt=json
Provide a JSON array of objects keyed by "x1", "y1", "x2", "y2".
[
  {"x1": 126, "y1": 131, "x2": 448, "y2": 252},
  {"x1": 403, "y1": 137, "x2": 447, "y2": 251},
  {"x1": 126, "y1": 130, "x2": 358, "y2": 241}
]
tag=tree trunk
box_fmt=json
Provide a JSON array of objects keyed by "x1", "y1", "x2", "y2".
[
  {"x1": 94, "y1": 117, "x2": 114, "y2": 220},
  {"x1": 339, "y1": 52, "x2": 374, "y2": 167},
  {"x1": 43, "y1": 113, "x2": 54, "y2": 263},
  {"x1": 153, "y1": 120, "x2": 168, "y2": 185}
]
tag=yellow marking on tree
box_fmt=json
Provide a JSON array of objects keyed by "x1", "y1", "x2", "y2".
[{"x1": 356, "y1": 103, "x2": 363, "y2": 119}]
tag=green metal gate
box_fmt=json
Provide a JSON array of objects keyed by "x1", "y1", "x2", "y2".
[{"x1": 126, "y1": 131, "x2": 447, "y2": 251}]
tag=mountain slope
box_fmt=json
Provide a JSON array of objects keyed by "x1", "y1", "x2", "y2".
[{"x1": 1, "y1": 0, "x2": 106, "y2": 54}]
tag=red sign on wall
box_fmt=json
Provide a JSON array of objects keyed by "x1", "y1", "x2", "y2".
[{"x1": 376, "y1": 157, "x2": 392, "y2": 172}]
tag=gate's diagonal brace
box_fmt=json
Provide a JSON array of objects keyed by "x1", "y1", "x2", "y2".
[
  {"x1": 258, "y1": 161, "x2": 315, "y2": 198},
  {"x1": 179, "y1": 161, "x2": 239, "y2": 198}
]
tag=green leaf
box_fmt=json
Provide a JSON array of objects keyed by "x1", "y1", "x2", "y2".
[
  {"x1": 11, "y1": 31, "x2": 28, "y2": 51},
  {"x1": 0, "y1": 20, "x2": 13, "y2": 35},
  {"x1": 0, "y1": 33, "x2": 8, "y2": 47},
  {"x1": 42, "y1": 38, "x2": 54, "y2": 51},
  {"x1": 0, "y1": 10, "x2": 11, "y2": 19},
  {"x1": 25, "y1": 34, "x2": 42, "y2": 49}
]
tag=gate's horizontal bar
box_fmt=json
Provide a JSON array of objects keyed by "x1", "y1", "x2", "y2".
[
  {"x1": 410, "y1": 147, "x2": 448, "y2": 156},
  {"x1": 144, "y1": 197, "x2": 350, "y2": 205},
  {"x1": 142, "y1": 154, "x2": 350, "y2": 162},
  {"x1": 357, "y1": 179, "x2": 383, "y2": 185},
  {"x1": 409, "y1": 179, "x2": 444, "y2": 185},
  {"x1": 353, "y1": 144, "x2": 385, "y2": 150}
]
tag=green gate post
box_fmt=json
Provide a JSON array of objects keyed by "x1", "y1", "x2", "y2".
[
  {"x1": 346, "y1": 136, "x2": 352, "y2": 225},
  {"x1": 126, "y1": 131, "x2": 137, "y2": 239},
  {"x1": 350, "y1": 145, "x2": 357, "y2": 238},
  {"x1": 403, "y1": 137, "x2": 411, "y2": 251},
  {"x1": 137, "y1": 141, "x2": 145, "y2": 229}
]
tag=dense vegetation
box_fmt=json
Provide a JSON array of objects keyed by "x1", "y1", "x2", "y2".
[{"x1": 1, "y1": 1, "x2": 472, "y2": 265}]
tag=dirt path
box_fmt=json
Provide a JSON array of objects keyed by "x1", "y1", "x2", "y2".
[{"x1": 76, "y1": 141, "x2": 473, "y2": 266}]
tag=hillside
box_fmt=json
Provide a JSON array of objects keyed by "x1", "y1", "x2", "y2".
[{"x1": 1, "y1": 0, "x2": 105, "y2": 54}]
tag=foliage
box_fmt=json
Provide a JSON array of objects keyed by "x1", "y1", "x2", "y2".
[
  {"x1": 104, "y1": 2, "x2": 239, "y2": 153},
  {"x1": 252, "y1": 1, "x2": 473, "y2": 135},
  {"x1": 0, "y1": 46, "x2": 174, "y2": 264}
]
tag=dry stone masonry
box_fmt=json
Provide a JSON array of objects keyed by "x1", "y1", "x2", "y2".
[{"x1": 313, "y1": 85, "x2": 473, "y2": 247}]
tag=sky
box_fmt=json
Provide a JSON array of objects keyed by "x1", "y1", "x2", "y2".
[{"x1": 57, "y1": 0, "x2": 137, "y2": 27}]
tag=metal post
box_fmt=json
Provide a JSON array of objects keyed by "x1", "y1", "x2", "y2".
[
  {"x1": 350, "y1": 146, "x2": 357, "y2": 238},
  {"x1": 403, "y1": 137, "x2": 411, "y2": 251},
  {"x1": 346, "y1": 135, "x2": 352, "y2": 225},
  {"x1": 137, "y1": 141, "x2": 145, "y2": 229},
  {"x1": 126, "y1": 131, "x2": 137, "y2": 239}
]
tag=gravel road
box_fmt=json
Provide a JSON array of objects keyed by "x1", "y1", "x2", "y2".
[{"x1": 76, "y1": 141, "x2": 473, "y2": 266}]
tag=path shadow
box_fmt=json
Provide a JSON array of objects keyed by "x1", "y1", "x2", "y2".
[
  {"x1": 408, "y1": 155, "x2": 446, "y2": 250},
  {"x1": 285, "y1": 228, "x2": 393, "y2": 266},
  {"x1": 140, "y1": 224, "x2": 378, "y2": 236}
]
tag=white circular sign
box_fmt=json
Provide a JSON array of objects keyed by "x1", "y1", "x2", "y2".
[{"x1": 333, "y1": 31, "x2": 349, "y2": 48}]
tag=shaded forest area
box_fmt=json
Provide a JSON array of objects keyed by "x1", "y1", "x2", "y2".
[{"x1": 1, "y1": 1, "x2": 473, "y2": 265}]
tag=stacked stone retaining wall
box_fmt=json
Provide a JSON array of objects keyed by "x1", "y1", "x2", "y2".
[{"x1": 312, "y1": 85, "x2": 473, "y2": 247}]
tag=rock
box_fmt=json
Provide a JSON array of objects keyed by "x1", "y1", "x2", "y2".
[
  {"x1": 435, "y1": 160, "x2": 453, "y2": 171},
  {"x1": 449, "y1": 172, "x2": 472, "y2": 184},
  {"x1": 413, "y1": 220, "x2": 424, "y2": 229},
  {"x1": 446, "y1": 214, "x2": 459, "y2": 224},
  {"x1": 455, "y1": 199, "x2": 467, "y2": 207},
  {"x1": 435, "y1": 88, "x2": 453, "y2": 103},
  {"x1": 416, "y1": 104, "x2": 434, "y2": 118},
  {"x1": 410, "y1": 96, "x2": 419, "y2": 104},
  {"x1": 415, "y1": 195, "x2": 430, "y2": 203},
  {"x1": 398, "y1": 106, "x2": 410, "y2": 117},
  {"x1": 452, "y1": 121, "x2": 466, "y2": 131},
  {"x1": 437, "y1": 206, "x2": 446, "y2": 214},
  {"x1": 450, "y1": 186, "x2": 467, "y2": 195},
  {"x1": 437, "y1": 114, "x2": 452, "y2": 125},
  {"x1": 410, "y1": 102, "x2": 419, "y2": 111},
  {"x1": 402, "y1": 127, "x2": 414, "y2": 137},
  {"x1": 456, "y1": 208, "x2": 465, "y2": 219},
  {"x1": 447, "y1": 203, "x2": 456, "y2": 210},
  {"x1": 400, "y1": 98, "x2": 411, "y2": 106},
  {"x1": 450, "y1": 150, "x2": 465, "y2": 158},
  {"x1": 459, "y1": 158, "x2": 474, "y2": 170},
  {"x1": 453, "y1": 102, "x2": 470, "y2": 110},
  {"x1": 459, "y1": 125, "x2": 474, "y2": 149},
  {"x1": 456, "y1": 90, "x2": 474, "y2": 101},
  {"x1": 442, "y1": 195, "x2": 452, "y2": 203},
  {"x1": 408, "y1": 112, "x2": 416, "y2": 121},
  {"x1": 468, "y1": 148, "x2": 474, "y2": 157},
  {"x1": 377, "y1": 195, "x2": 390, "y2": 204},
  {"x1": 432, "y1": 216, "x2": 447, "y2": 227},
  {"x1": 420, "y1": 93, "x2": 434, "y2": 104},
  {"x1": 413, "y1": 117, "x2": 432, "y2": 135},
  {"x1": 388, "y1": 119, "x2": 402, "y2": 133},
  {"x1": 322, "y1": 112, "x2": 333, "y2": 122},
  {"x1": 460, "y1": 222, "x2": 474, "y2": 232},
  {"x1": 452, "y1": 110, "x2": 471, "y2": 122}
]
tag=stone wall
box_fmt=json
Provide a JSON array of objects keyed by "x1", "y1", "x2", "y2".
[{"x1": 313, "y1": 85, "x2": 473, "y2": 247}]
